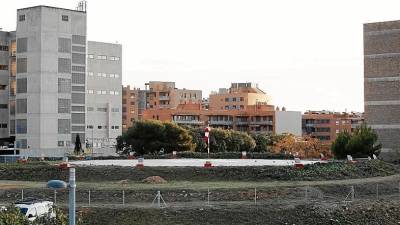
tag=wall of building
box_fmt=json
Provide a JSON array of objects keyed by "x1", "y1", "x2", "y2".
[
  {"x1": 16, "y1": 6, "x2": 87, "y2": 157},
  {"x1": 0, "y1": 31, "x2": 12, "y2": 140},
  {"x1": 275, "y1": 111, "x2": 302, "y2": 136},
  {"x1": 86, "y1": 41, "x2": 122, "y2": 149},
  {"x1": 364, "y1": 20, "x2": 400, "y2": 160}
]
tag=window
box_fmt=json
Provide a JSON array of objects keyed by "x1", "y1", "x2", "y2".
[
  {"x1": 72, "y1": 106, "x2": 85, "y2": 112},
  {"x1": 72, "y1": 113, "x2": 85, "y2": 124},
  {"x1": 109, "y1": 91, "x2": 115, "y2": 95},
  {"x1": 87, "y1": 125, "x2": 93, "y2": 129},
  {"x1": 87, "y1": 90, "x2": 94, "y2": 94},
  {"x1": 87, "y1": 107, "x2": 94, "y2": 111},
  {"x1": 96, "y1": 90, "x2": 101, "y2": 95},
  {"x1": 58, "y1": 58, "x2": 71, "y2": 73},
  {"x1": 72, "y1": 66, "x2": 85, "y2": 72},
  {"x1": 58, "y1": 119, "x2": 71, "y2": 134},
  {"x1": 0, "y1": 123, "x2": 7, "y2": 128},
  {"x1": 115, "y1": 126, "x2": 119, "y2": 129},
  {"x1": 225, "y1": 98, "x2": 229, "y2": 102},
  {"x1": 16, "y1": 139, "x2": 27, "y2": 149},
  {"x1": 0, "y1": 85, "x2": 6, "y2": 90},
  {"x1": 17, "y1": 58, "x2": 27, "y2": 73},
  {"x1": 336, "y1": 129, "x2": 340, "y2": 134},
  {"x1": 88, "y1": 54, "x2": 94, "y2": 59},
  {"x1": 72, "y1": 53, "x2": 85, "y2": 64},
  {"x1": 17, "y1": 38, "x2": 28, "y2": 53},
  {"x1": 111, "y1": 108, "x2": 119, "y2": 112},
  {"x1": 62, "y1": 15, "x2": 69, "y2": 21},
  {"x1": 0, "y1": 65, "x2": 8, "y2": 70},
  {"x1": 114, "y1": 74, "x2": 120, "y2": 78},
  {"x1": 109, "y1": 74, "x2": 115, "y2": 78},
  {"x1": 19, "y1": 15, "x2": 25, "y2": 21},
  {"x1": 58, "y1": 99, "x2": 71, "y2": 113},
  {"x1": 72, "y1": 73, "x2": 85, "y2": 84},
  {"x1": 335, "y1": 120, "x2": 339, "y2": 125},
  {"x1": 17, "y1": 78, "x2": 27, "y2": 93},
  {"x1": 58, "y1": 141, "x2": 65, "y2": 147},
  {"x1": 72, "y1": 93, "x2": 85, "y2": 104},
  {"x1": 16, "y1": 99, "x2": 27, "y2": 114},
  {"x1": 58, "y1": 38, "x2": 71, "y2": 53},
  {"x1": 0, "y1": 45, "x2": 9, "y2": 51},
  {"x1": 101, "y1": 90, "x2": 107, "y2": 95},
  {"x1": 102, "y1": 73, "x2": 107, "y2": 77},
  {"x1": 72, "y1": 86, "x2": 85, "y2": 92},
  {"x1": 97, "y1": 55, "x2": 107, "y2": 60},
  {"x1": 98, "y1": 126, "x2": 102, "y2": 129},
  {"x1": 240, "y1": 97, "x2": 244, "y2": 101},
  {"x1": 58, "y1": 78, "x2": 71, "y2": 93},
  {"x1": 72, "y1": 35, "x2": 86, "y2": 45},
  {"x1": 97, "y1": 108, "x2": 107, "y2": 112},
  {"x1": 88, "y1": 72, "x2": 94, "y2": 76},
  {"x1": 72, "y1": 46, "x2": 85, "y2": 52},
  {"x1": 114, "y1": 57, "x2": 120, "y2": 61},
  {"x1": 16, "y1": 119, "x2": 27, "y2": 134},
  {"x1": 0, "y1": 104, "x2": 7, "y2": 109}
]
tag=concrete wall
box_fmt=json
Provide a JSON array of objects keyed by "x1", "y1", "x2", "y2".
[
  {"x1": 364, "y1": 20, "x2": 400, "y2": 161},
  {"x1": 275, "y1": 111, "x2": 302, "y2": 136},
  {"x1": 86, "y1": 41, "x2": 122, "y2": 149},
  {"x1": 0, "y1": 32, "x2": 11, "y2": 139}
]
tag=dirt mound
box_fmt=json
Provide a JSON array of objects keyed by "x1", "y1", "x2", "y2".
[{"x1": 142, "y1": 176, "x2": 167, "y2": 184}]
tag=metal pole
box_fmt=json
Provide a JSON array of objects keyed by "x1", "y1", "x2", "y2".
[
  {"x1": 254, "y1": 188, "x2": 257, "y2": 205},
  {"x1": 69, "y1": 167, "x2": 76, "y2": 225},
  {"x1": 54, "y1": 190, "x2": 57, "y2": 205},
  {"x1": 351, "y1": 186, "x2": 354, "y2": 202},
  {"x1": 207, "y1": 188, "x2": 210, "y2": 205},
  {"x1": 122, "y1": 190, "x2": 125, "y2": 205},
  {"x1": 21, "y1": 189, "x2": 23, "y2": 200},
  {"x1": 88, "y1": 190, "x2": 91, "y2": 207},
  {"x1": 157, "y1": 191, "x2": 160, "y2": 207}
]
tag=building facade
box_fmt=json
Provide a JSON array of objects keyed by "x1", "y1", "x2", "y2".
[
  {"x1": 122, "y1": 85, "x2": 147, "y2": 132},
  {"x1": 364, "y1": 20, "x2": 400, "y2": 160},
  {"x1": 0, "y1": 5, "x2": 122, "y2": 156},
  {"x1": 145, "y1": 81, "x2": 202, "y2": 109},
  {"x1": 302, "y1": 111, "x2": 364, "y2": 145},
  {"x1": 86, "y1": 41, "x2": 122, "y2": 149},
  {"x1": 209, "y1": 82, "x2": 271, "y2": 110}
]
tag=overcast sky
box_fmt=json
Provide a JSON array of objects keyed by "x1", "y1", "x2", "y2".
[{"x1": 2, "y1": 0, "x2": 400, "y2": 112}]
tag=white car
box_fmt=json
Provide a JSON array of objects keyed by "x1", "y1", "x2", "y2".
[{"x1": 15, "y1": 199, "x2": 56, "y2": 221}]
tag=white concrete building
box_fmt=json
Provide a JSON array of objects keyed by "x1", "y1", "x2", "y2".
[
  {"x1": 0, "y1": 5, "x2": 122, "y2": 157},
  {"x1": 86, "y1": 41, "x2": 122, "y2": 150}
]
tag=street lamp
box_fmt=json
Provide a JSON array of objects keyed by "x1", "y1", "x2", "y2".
[{"x1": 47, "y1": 167, "x2": 76, "y2": 225}]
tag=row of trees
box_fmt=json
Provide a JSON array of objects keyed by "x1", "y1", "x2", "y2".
[
  {"x1": 117, "y1": 120, "x2": 381, "y2": 159},
  {"x1": 331, "y1": 123, "x2": 381, "y2": 159},
  {"x1": 116, "y1": 120, "x2": 330, "y2": 158}
]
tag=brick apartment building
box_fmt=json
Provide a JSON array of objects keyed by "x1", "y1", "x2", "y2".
[
  {"x1": 302, "y1": 111, "x2": 364, "y2": 145},
  {"x1": 122, "y1": 85, "x2": 146, "y2": 132},
  {"x1": 143, "y1": 82, "x2": 302, "y2": 136},
  {"x1": 364, "y1": 20, "x2": 400, "y2": 160},
  {"x1": 145, "y1": 81, "x2": 202, "y2": 109}
]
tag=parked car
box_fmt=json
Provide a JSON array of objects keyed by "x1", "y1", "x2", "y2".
[{"x1": 15, "y1": 198, "x2": 56, "y2": 221}]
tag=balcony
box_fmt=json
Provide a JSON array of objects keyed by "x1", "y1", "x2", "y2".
[
  {"x1": 174, "y1": 120, "x2": 204, "y2": 125},
  {"x1": 250, "y1": 120, "x2": 273, "y2": 125},
  {"x1": 159, "y1": 95, "x2": 169, "y2": 100},
  {"x1": 209, "y1": 120, "x2": 233, "y2": 125},
  {"x1": 236, "y1": 121, "x2": 249, "y2": 125}
]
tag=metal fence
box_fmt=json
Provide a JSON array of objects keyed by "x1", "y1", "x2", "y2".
[{"x1": 1, "y1": 181, "x2": 400, "y2": 209}]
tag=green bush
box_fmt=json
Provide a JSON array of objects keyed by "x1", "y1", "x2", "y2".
[{"x1": 331, "y1": 123, "x2": 381, "y2": 159}]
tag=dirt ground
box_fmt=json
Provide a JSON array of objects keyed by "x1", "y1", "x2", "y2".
[{"x1": 1, "y1": 160, "x2": 399, "y2": 224}]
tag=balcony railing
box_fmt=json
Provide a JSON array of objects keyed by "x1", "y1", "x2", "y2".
[
  {"x1": 236, "y1": 121, "x2": 249, "y2": 125},
  {"x1": 159, "y1": 96, "x2": 169, "y2": 100},
  {"x1": 250, "y1": 121, "x2": 273, "y2": 125},
  {"x1": 174, "y1": 120, "x2": 204, "y2": 125},
  {"x1": 209, "y1": 120, "x2": 233, "y2": 125}
]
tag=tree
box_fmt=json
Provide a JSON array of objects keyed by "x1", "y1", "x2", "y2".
[
  {"x1": 74, "y1": 134, "x2": 82, "y2": 155},
  {"x1": 272, "y1": 133, "x2": 330, "y2": 158},
  {"x1": 0, "y1": 206, "x2": 29, "y2": 225},
  {"x1": 331, "y1": 123, "x2": 381, "y2": 159},
  {"x1": 251, "y1": 133, "x2": 273, "y2": 152},
  {"x1": 209, "y1": 128, "x2": 256, "y2": 152},
  {"x1": 185, "y1": 127, "x2": 207, "y2": 152},
  {"x1": 122, "y1": 120, "x2": 194, "y2": 155},
  {"x1": 331, "y1": 131, "x2": 351, "y2": 159}
]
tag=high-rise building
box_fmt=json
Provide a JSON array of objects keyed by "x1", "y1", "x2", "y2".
[
  {"x1": 0, "y1": 5, "x2": 122, "y2": 157},
  {"x1": 86, "y1": 41, "x2": 122, "y2": 149},
  {"x1": 364, "y1": 20, "x2": 400, "y2": 160}
]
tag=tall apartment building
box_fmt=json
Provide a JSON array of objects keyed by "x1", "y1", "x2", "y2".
[
  {"x1": 86, "y1": 41, "x2": 122, "y2": 149},
  {"x1": 364, "y1": 20, "x2": 400, "y2": 160},
  {"x1": 0, "y1": 31, "x2": 15, "y2": 143},
  {"x1": 209, "y1": 83, "x2": 271, "y2": 110},
  {"x1": 122, "y1": 85, "x2": 147, "y2": 132},
  {"x1": 0, "y1": 4, "x2": 122, "y2": 156},
  {"x1": 302, "y1": 111, "x2": 364, "y2": 145},
  {"x1": 14, "y1": 6, "x2": 88, "y2": 156},
  {"x1": 145, "y1": 81, "x2": 202, "y2": 109}
]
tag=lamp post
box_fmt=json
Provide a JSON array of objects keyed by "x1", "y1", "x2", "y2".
[{"x1": 47, "y1": 167, "x2": 76, "y2": 225}]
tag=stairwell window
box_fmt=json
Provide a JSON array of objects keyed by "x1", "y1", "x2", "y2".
[{"x1": 62, "y1": 15, "x2": 69, "y2": 21}]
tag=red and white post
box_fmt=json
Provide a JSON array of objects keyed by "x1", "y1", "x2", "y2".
[{"x1": 204, "y1": 127, "x2": 212, "y2": 168}]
